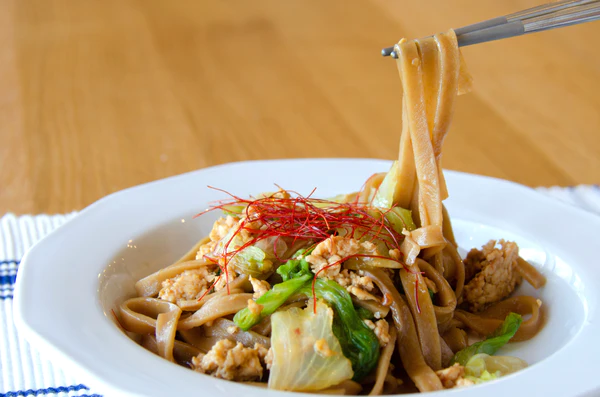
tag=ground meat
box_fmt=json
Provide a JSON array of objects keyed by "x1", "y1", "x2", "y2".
[
  {"x1": 364, "y1": 319, "x2": 391, "y2": 347},
  {"x1": 463, "y1": 240, "x2": 522, "y2": 312},
  {"x1": 195, "y1": 215, "x2": 236, "y2": 261},
  {"x1": 264, "y1": 347, "x2": 273, "y2": 370},
  {"x1": 456, "y1": 378, "x2": 475, "y2": 387},
  {"x1": 247, "y1": 299, "x2": 264, "y2": 316},
  {"x1": 196, "y1": 241, "x2": 217, "y2": 260},
  {"x1": 335, "y1": 269, "x2": 374, "y2": 290},
  {"x1": 196, "y1": 215, "x2": 260, "y2": 262},
  {"x1": 306, "y1": 236, "x2": 360, "y2": 278},
  {"x1": 191, "y1": 340, "x2": 268, "y2": 381},
  {"x1": 249, "y1": 276, "x2": 271, "y2": 299},
  {"x1": 158, "y1": 268, "x2": 215, "y2": 302},
  {"x1": 213, "y1": 264, "x2": 237, "y2": 292},
  {"x1": 306, "y1": 236, "x2": 380, "y2": 301},
  {"x1": 347, "y1": 285, "x2": 379, "y2": 301},
  {"x1": 336, "y1": 269, "x2": 379, "y2": 301},
  {"x1": 209, "y1": 216, "x2": 239, "y2": 242},
  {"x1": 226, "y1": 325, "x2": 239, "y2": 335},
  {"x1": 436, "y1": 363, "x2": 474, "y2": 388}
]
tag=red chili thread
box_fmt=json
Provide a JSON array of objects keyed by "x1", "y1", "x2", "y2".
[
  {"x1": 415, "y1": 277, "x2": 421, "y2": 314},
  {"x1": 111, "y1": 309, "x2": 126, "y2": 331},
  {"x1": 195, "y1": 186, "x2": 415, "y2": 304},
  {"x1": 197, "y1": 272, "x2": 220, "y2": 301}
]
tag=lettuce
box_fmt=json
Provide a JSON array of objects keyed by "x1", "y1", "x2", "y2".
[
  {"x1": 384, "y1": 207, "x2": 416, "y2": 232},
  {"x1": 234, "y1": 250, "x2": 312, "y2": 330},
  {"x1": 234, "y1": 247, "x2": 380, "y2": 380},
  {"x1": 298, "y1": 279, "x2": 380, "y2": 380},
  {"x1": 276, "y1": 249, "x2": 311, "y2": 281},
  {"x1": 233, "y1": 273, "x2": 311, "y2": 331},
  {"x1": 464, "y1": 353, "x2": 527, "y2": 383},
  {"x1": 220, "y1": 204, "x2": 246, "y2": 215},
  {"x1": 268, "y1": 301, "x2": 354, "y2": 391},
  {"x1": 230, "y1": 246, "x2": 273, "y2": 277},
  {"x1": 371, "y1": 161, "x2": 401, "y2": 209},
  {"x1": 451, "y1": 312, "x2": 522, "y2": 366},
  {"x1": 356, "y1": 306, "x2": 375, "y2": 320}
]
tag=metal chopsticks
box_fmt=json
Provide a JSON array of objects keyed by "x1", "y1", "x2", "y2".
[{"x1": 381, "y1": 0, "x2": 600, "y2": 58}]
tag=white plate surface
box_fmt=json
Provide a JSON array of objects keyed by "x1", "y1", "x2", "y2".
[{"x1": 13, "y1": 159, "x2": 600, "y2": 397}]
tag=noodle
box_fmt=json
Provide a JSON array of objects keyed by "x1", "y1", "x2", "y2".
[
  {"x1": 416, "y1": 259, "x2": 456, "y2": 329},
  {"x1": 455, "y1": 296, "x2": 544, "y2": 342},
  {"x1": 156, "y1": 308, "x2": 181, "y2": 362},
  {"x1": 177, "y1": 292, "x2": 253, "y2": 330},
  {"x1": 117, "y1": 28, "x2": 547, "y2": 394},
  {"x1": 516, "y1": 257, "x2": 547, "y2": 289},
  {"x1": 141, "y1": 335, "x2": 201, "y2": 366},
  {"x1": 444, "y1": 243, "x2": 466, "y2": 301},
  {"x1": 120, "y1": 297, "x2": 180, "y2": 334},
  {"x1": 179, "y1": 329, "x2": 222, "y2": 353},
  {"x1": 369, "y1": 326, "x2": 397, "y2": 396},
  {"x1": 135, "y1": 259, "x2": 214, "y2": 298},
  {"x1": 399, "y1": 266, "x2": 442, "y2": 370},
  {"x1": 441, "y1": 327, "x2": 468, "y2": 353},
  {"x1": 203, "y1": 318, "x2": 271, "y2": 347},
  {"x1": 365, "y1": 268, "x2": 443, "y2": 392},
  {"x1": 438, "y1": 336, "x2": 454, "y2": 368}
]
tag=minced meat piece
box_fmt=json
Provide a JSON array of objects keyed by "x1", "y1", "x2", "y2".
[
  {"x1": 209, "y1": 216, "x2": 239, "y2": 242},
  {"x1": 363, "y1": 319, "x2": 391, "y2": 347},
  {"x1": 247, "y1": 299, "x2": 264, "y2": 316},
  {"x1": 463, "y1": 240, "x2": 522, "y2": 312},
  {"x1": 335, "y1": 269, "x2": 374, "y2": 290},
  {"x1": 306, "y1": 236, "x2": 380, "y2": 301},
  {"x1": 389, "y1": 248, "x2": 401, "y2": 260},
  {"x1": 196, "y1": 241, "x2": 217, "y2": 261},
  {"x1": 191, "y1": 340, "x2": 268, "y2": 381},
  {"x1": 306, "y1": 236, "x2": 360, "y2": 278},
  {"x1": 158, "y1": 268, "x2": 215, "y2": 302},
  {"x1": 226, "y1": 325, "x2": 239, "y2": 335},
  {"x1": 197, "y1": 215, "x2": 261, "y2": 262},
  {"x1": 336, "y1": 269, "x2": 380, "y2": 301},
  {"x1": 249, "y1": 276, "x2": 271, "y2": 299},
  {"x1": 436, "y1": 363, "x2": 474, "y2": 388},
  {"x1": 264, "y1": 347, "x2": 273, "y2": 370},
  {"x1": 347, "y1": 285, "x2": 379, "y2": 301}
]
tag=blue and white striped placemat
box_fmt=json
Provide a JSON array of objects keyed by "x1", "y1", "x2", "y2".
[{"x1": 1, "y1": 185, "x2": 599, "y2": 396}]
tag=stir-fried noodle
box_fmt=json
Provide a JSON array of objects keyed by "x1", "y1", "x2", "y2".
[{"x1": 118, "y1": 30, "x2": 545, "y2": 394}]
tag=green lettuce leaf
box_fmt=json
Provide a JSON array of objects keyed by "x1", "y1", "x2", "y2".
[
  {"x1": 268, "y1": 301, "x2": 354, "y2": 391},
  {"x1": 464, "y1": 353, "x2": 528, "y2": 384},
  {"x1": 233, "y1": 273, "x2": 312, "y2": 331},
  {"x1": 298, "y1": 279, "x2": 380, "y2": 380},
  {"x1": 451, "y1": 312, "x2": 522, "y2": 366},
  {"x1": 276, "y1": 249, "x2": 311, "y2": 281},
  {"x1": 384, "y1": 206, "x2": 416, "y2": 232}
]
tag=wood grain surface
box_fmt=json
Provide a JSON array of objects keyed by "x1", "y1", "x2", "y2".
[{"x1": 1, "y1": 0, "x2": 599, "y2": 214}]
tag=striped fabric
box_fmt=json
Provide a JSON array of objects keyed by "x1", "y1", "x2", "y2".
[
  {"x1": 1, "y1": 186, "x2": 599, "y2": 396},
  {"x1": 0, "y1": 213, "x2": 102, "y2": 397}
]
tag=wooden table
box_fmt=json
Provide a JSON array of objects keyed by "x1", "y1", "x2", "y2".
[{"x1": 1, "y1": 0, "x2": 598, "y2": 214}]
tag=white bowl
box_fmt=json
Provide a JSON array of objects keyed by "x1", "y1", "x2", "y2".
[{"x1": 13, "y1": 159, "x2": 600, "y2": 397}]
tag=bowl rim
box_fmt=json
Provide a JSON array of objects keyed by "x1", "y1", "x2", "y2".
[{"x1": 13, "y1": 158, "x2": 600, "y2": 397}]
